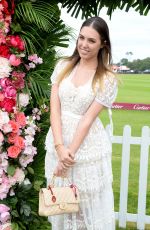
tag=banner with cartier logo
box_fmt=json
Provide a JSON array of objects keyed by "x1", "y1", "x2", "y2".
[{"x1": 112, "y1": 103, "x2": 150, "y2": 111}]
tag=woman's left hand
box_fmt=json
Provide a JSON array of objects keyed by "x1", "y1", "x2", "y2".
[{"x1": 54, "y1": 161, "x2": 69, "y2": 177}]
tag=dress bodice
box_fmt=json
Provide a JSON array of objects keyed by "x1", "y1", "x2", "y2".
[
  {"x1": 59, "y1": 68, "x2": 95, "y2": 116},
  {"x1": 51, "y1": 59, "x2": 118, "y2": 115}
]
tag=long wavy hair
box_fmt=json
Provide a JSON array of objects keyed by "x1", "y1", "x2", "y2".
[{"x1": 57, "y1": 16, "x2": 113, "y2": 91}]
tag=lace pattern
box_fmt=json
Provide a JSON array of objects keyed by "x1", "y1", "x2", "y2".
[{"x1": 45, "y1": 60, "x2": 118, "y2": 229}]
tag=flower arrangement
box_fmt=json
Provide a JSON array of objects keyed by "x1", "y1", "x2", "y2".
[{"x1": 0, "y1": 1, "x2": 48, "y2": 229}]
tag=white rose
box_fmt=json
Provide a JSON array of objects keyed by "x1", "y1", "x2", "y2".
[
  {"x1": 0, "y1": 57, "x2": 12, "y2": 78},
  {"x1": 18, "y1": 93, "x2": 30, "y2": 107},
  {"x1": 0, "y1": 110, "x2": 10, "y2": 129}
]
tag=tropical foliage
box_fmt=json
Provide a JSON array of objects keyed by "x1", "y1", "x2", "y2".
[
  {"x1": 0, "y1": 0, "x2": 70, "y2": 229},
  {"x1": 60, "y1": 0, "x2": 150, "y2": 18}
]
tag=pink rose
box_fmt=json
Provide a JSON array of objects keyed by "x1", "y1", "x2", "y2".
[
  {"x1": 8, "y1": 133, "x2": 18, "y2": 144},
  {"x1": 11, "y1": 71, "x2": 25, "y2": 79},
  {"x1": 0, "y1": 78, "x2": 12, "y2": 89},
  {"x1": 14, "y1": 136, "x2": 25, "y2": 149},
  {"x1": 15, "y1": 112, "x2": 26, "y2": 127},
  {"x1": 0, "y1": 98, "x2": 16, "y2": 112},
  {"x1": 9, "y1": 120, "x2": 19, "y2": 133},
  {"x1": 9, "y1": 54, "x2": 21, "y2": 66},
  {"x1": 0, "y1": 211, "x2": 10, "y2": 223},
  {"x1": 0, "y1": 204, "x2": 10, "y2": 213},
  {"x1": 4, "y1": 86, "x2": 17, "y2": 98},
  {"x1": 11, "y1": 71, "x2": 25, "y2": 89},
  {"x1": 7, "y1": 145, "x2": 21, "y2": 158}
]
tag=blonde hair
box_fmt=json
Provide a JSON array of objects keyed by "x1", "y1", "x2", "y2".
[{"x1": 57, "y1": 57, "x2": 114, "y2": 93}]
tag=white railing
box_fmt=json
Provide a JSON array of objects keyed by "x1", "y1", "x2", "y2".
[{"x1": 106, "y1": 125, "x2": 150, "y2": 230}]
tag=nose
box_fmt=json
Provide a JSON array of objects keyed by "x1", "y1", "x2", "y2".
[{"x1": 81, "y1": 39, "x2": 88, "y2": 48}]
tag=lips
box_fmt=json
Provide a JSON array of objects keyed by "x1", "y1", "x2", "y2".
[
  {"x1": 79, "y1": 48, "x2": 89, "y2": 53},
  {"x1": 80, "y1": 49, "x2": 89, "y2": 52}
]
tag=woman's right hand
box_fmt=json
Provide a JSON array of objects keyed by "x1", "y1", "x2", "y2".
[{"x1": 56, "y1": 145, "x2": 75, "y2": 167}]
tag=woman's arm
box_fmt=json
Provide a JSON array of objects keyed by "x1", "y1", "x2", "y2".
[
  {"x1": 68, "y1": 101, "x2": 104, "y2": 155},
  {"x1": 50, "y1": 84, "x2": 75, "y2": 166},
  {"x1": 50, "y1": 84, "x2": 63, "y2": 145}
]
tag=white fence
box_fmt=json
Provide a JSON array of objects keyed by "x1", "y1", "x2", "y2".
[{"x1": 106, "y1": 125, "x2": 150, "y2": 230}]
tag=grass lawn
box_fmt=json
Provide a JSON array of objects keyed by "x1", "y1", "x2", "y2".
[{"x1": 100, "y1": 74, "x2": 150, "y2": 229}]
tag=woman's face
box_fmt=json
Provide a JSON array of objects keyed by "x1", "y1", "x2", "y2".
[{"x1": 77, "y1": 26, "x2": 102, "y2": 61}]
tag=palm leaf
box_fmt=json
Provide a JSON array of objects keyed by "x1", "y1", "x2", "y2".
[
  {"x1": 15, "y1": 1, "x2": 57, "y2": 32},
  {"x1": 60, "y1": 0, "x2": 150, "y2": 18},
  {"x1": 26, "y1": 72, "x2": 50, "y2": 104}
]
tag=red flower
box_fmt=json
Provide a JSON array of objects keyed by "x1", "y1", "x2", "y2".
[
  {"x1": 0, "y1": 98, "x2": 16, "y2": 112},
  {"x1": 1, "y1": 0, "x2": 9, "y2": 14},
  {"x1": 7, "y1": 35, "x2": 25, "y2": 51},
  {"x1": 11, "y1": 71, "x2": 25, "y2": 89},
  {"x1": 0, "y1": 45, "x2": 11, "y2": 58}
]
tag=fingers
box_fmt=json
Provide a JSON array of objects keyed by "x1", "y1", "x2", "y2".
[
  {"x1": 61, "y1": 155, "x2": 75, "y2": 165},
  {"x1": 60, "y1": 162, "x2": 69, "y2": 170},
  {"x1": 54, "y1": 163, "x2": 68, "y2": 177}
]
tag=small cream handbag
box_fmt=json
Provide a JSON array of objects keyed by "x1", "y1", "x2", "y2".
[{"x1": 38, "y1": 176, "x2": 80, "y2": 216}]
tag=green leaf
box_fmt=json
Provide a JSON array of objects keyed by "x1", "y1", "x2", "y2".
[
  {"x1": 11, "y1": 210, "x2": 19, "y2": 217},
  {"x1": 10, "y1": 22, "x2": 22, "y2": 33},
  {"x1": 11, "y1": 223, "x2": 19, "y2": 230},
  {"x1": 27, "y1": 167, "x2": 34, "y2": 175},
  {"x1": 20, "y1": 204, "x2": 31, "y2": 216},
  {"x1": 8, "y1": 196, "x2": 18, "y2": 207},
  {"x1": 33, "y1": 180, "x2": 43, "y2": 191},
  {"x1": 7, "y1": 165, "x2": 16, "y2": 176},
  {"x1": 15, "y1": 1, "x2": 56, "y2": 32}
]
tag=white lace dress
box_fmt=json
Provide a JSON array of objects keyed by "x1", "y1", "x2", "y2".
[{"x1": 45, "y1": 60, "x2": 118, "y2": 230}]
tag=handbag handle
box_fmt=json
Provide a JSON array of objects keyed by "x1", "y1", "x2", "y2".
[
  {"x1": 49, "y1": 174, "x2": 71, "y2": 187},
  {"x1": 48, "y1": 174, "x2": 78, "y2": 199}
]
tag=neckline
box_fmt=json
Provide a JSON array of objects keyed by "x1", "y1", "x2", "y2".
[{"x1": 69, "y1": 64, "x2": 95, "y2": 89}]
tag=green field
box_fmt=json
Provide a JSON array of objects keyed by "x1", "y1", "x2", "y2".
[{"x1": 100, "y1": 74, "x2": 150, "y2": 229}]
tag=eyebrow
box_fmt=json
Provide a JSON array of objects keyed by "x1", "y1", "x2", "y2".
[{"x1": 79, "y1": 33, "x2": 97, "y2": 41}]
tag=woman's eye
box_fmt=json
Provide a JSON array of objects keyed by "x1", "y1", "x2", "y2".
[
  {"x1": 79, "y1": 36, "x2": 84, "y2": 40},
  {"x1": 89, "y1": 40, "x2": 95, "y2": 43}
]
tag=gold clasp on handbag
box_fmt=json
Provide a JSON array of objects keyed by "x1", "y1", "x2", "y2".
[{"x1": 59, "y1": 203, "x2": 67, "y2": 210}]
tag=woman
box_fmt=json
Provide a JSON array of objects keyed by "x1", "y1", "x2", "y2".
[{"x1": 45, "y1": 16, "x2": 118, "y2": 230}]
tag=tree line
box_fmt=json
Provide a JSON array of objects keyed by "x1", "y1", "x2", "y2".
[{"x1": 117, "y1": 57, "x2": 150, "y2": 71}]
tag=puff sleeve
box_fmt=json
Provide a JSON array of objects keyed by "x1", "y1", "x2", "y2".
[
  {"x1": 95, "y1": 75, "x2": 118, "y2": 108},
  {"x1": 50, "y1": 59, "x2": 67, "y2": 84}
]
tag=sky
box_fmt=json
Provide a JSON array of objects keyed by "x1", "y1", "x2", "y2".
[{"x1": 59, "y1": 6, "x2": 150, "y2": 63}]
